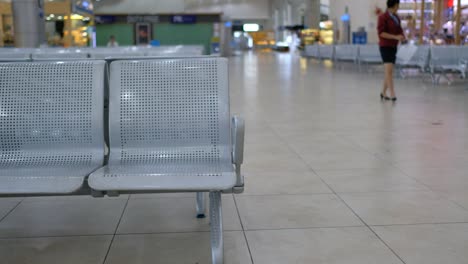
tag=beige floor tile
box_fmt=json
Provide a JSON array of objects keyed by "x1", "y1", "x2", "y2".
[
  {"x1": 117, "y1": 195, "x2": 242, "y2": 234},
  {"x1": 0, "y1": 235, "x2": 111, "y2": 264},
  {"x1": 437, "y1": 190, "x2": 468, "y2": 211},
  {"x1": 341, "y1": 191, "x2": 468, "y2": 225},
  {"x1": 236, "y1": 194, "x2": 362, "y2": 230},
  {"x1": 105, "y1": 231, "x2": 252, "y2": 264},
  {"x1": 395, "y1": 156, "x2": 468, "y2": 171},
  {"x1": 24, "y1": 195, "x2": 129, "y2": 202},
  {"x1": 301, "y1": 150, "x2": 390, "y2": 171},
  {"x1": 243, "y1": 154, "x2": 311, "y2": 174},
  {"x1": 246, "y1": 227, "x2": 403, "y2": 264},
  {"x1": 316, "y1": 168, "x2": 428, "y2": 193},
  {"x1": 373, "y1": 223, "x2": 468, "y2": 264},
  {"x1": 244, "y1": 141, "x2": 292, "y2": 156},
  {"x1": 400, "y1": 167, "x2": 468, "y2": 191},
  {"x1": 0, "y1": 199, "x2": 22, "y2": 220},
  {"x1": 241, "y1": 171, "x2": 332, "y2": 195},
  {"x1": 0, "y1": 199, "x2": 126, "y2": 238}
]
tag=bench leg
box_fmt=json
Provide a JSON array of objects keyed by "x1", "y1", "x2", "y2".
[
  {"x1": 431, "y1": 72, "x2": 437, "y2": 85},
  {"x1": 398, "y1": 67, "x2": 405, "y2": 79},
  {"x1": 196, "y1": 192, "x2": 206, "y2": 218},
  {"x1": 210, "y1": 191, "x2": 223, "y2": 264}
]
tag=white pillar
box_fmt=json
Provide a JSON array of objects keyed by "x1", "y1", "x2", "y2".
[
  {"x1": 274, "y1": 8, "x2": 281, "y2": 42},
  {"x1": 12, "y1": 0, "x2": 46, "y2": 47},
  {"x1": 305, "y1": 0, "x2": 320, "y2": 29},
  {"x1": 221, "y1": 19, "x2": 232, "y2": 57}
]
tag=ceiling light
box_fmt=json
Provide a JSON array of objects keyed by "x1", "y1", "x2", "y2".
[{"x1": 243, "y1": 24, "x2": 260, "y2": 32}]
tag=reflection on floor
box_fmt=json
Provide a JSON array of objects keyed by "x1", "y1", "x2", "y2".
[{"x1": 1, "y1": 52, "x2": 467, "y2": 264}]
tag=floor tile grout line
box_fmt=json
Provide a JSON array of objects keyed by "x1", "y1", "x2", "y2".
[
  {"x1": 449, "y1": 200, "x2": 468, "y2": 213},
  {"x1": 0, "y1": 233, "x2": 115, "y2": 240},
  {"x1": 102, "y1": 194, "x2": 131, "y2": 264},
  {"x1": 114, "y1": 230, "x2": 242, "y2": 236},
  {"x1": 237, "y1": 189, "x2": 460, "y2": 196},
  {"x1": 394, "y1": 167, "x2": 468, "y2": 213},
  {"x1": 0, "y1": 199, "x2": 23, "y2": 224},
  {"x1": 369, "y1": 221, "x2": 468, "y2": 227},
  {"x1": 393, "y1": 164, "x2": 445, "y2": 191},
  {"x1": 0, "y1": 230, "x2": 245, "y2": 240},
  {"x1": 330, "y1": 129, "x2": 462, "y2": 180},
  {"x1": 334, "y1": 194, "x2": 407, "y2": 264},
  {"x1": 232, "y1": 194, "x2": 255, "y2": 264},
  {"x1": 267, "y1": 123, "x2": 408, "y2": 264},
  {"x1": 334, "y1": 132, "x2": 416, "y2": 173},
  {"x1": 236, "y1": 225, "x2": 366, "y2": 232},
  {"x1": 238, "y1": 192, "x2": 333, "y2": 197},
  {"x1": 263, "y1": 122, "x2": 320, "y2": 177},
  {"x1": 4, "y1": 220, "x2": 468, "y2": 240}
]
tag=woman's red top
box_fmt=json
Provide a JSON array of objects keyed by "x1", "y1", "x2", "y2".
[{"x1": 377, "y1": 11, "x2": 403, "y2": 47}]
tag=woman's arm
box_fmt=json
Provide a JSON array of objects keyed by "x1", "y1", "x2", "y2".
[
  {"x1": 380, "y1": 32, "x2": 405, "y2": 41},
  {"x1": 377, "y1": 14, "x2": 405, "y2": 41}
]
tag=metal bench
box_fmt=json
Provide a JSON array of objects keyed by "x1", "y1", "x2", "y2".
[
  {"x1": 0, "y1": 48, "x2": 32, "y2": 62},
  {"x1": 396, "y1": 45, "x2": 430, "y2": 78},
  {"x1": 430, "y1": 46, "x2": 468, "y2": 84},
  {"x1": 31, "y1": 49, "x2": 90, "y2": 60},
  {"x1": 357, "y1": 45, "x2": 382, "y2": 72},
  {"x1": 304, "y1": 45, "x2": 320, "y2": 58},
  {"x1": 0, "y1": 61, "x2": 106, "y2": 195},
  {"x1": 334, "y1": 45, "x2": 359, "y2": 64},
  {"x1": 88, "y1": 57, "x2": 244, "y2": 264},
  {"x1": 145, "y1": 45, "x2": 205, "y2": 56},
  {"x1": 318, "y1": 45, "x2": 334, "y2": 61},
  {"x1": 88, "y1": 47, "x2": 146, "y2": 59}
]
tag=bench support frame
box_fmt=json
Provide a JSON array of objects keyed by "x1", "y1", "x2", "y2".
[
  {"x1": 210, "y1": 191, "x2": 223, "y2": 264},
  {"x1": 196, "y1": 192, "x2": 206, "y2": 218}
]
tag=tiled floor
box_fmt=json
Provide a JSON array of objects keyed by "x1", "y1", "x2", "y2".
[{"x1": 1, "y1": 52, "x2": 467, "y2": 263}]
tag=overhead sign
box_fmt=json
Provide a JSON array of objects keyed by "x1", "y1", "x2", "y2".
[
  {"x1": 170, "y1": 15, "x2": 197, "y2": 24},
  {"x1": 95, "y1": 15, "x2": 116, "y2": 24},
  {"x1": 127, "y1": 15, "x2": 159, "y2": 23},
  {"x1": 243, "y1": 24, "x2": 260, "y2": 32},
  {"x1": 73, "y1": 0, "x2": 93, "y2": 15}
]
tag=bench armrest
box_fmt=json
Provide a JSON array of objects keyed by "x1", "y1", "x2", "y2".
[
  {"x1": 232, "y1": 115, "x2": 244, "y2": 165},
  {"x1": 231, "y1": 116, "x2": 245, "y2": 193}
]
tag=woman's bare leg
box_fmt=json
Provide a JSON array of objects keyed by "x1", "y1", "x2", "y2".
[
  {"x1": 384, "y1": 63, "x2": 396, "y2": 98},
  {"x1": 382, "y1": 77, "x2": 388, "y2": 97}
]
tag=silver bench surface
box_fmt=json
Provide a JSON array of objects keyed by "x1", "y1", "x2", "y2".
[{"x1": 0, "y1": 61, "x2": 106, "y2": 194}]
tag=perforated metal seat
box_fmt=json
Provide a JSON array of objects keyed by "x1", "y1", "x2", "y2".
[
  {"x1": 88, "y1": 57, "x2": 243, "y2": 264},
  {"x1": 90, "y1": 164, "x2": 235, "y2": 191},
  {"x1": 145, "y1": 45, "x2": 205, "y2": 56},
  {"x1": 32, "y1": 49, "x2": 89, "y2": 60},
  {"x1": 0, "y1": 61, "x2": 106, "y2": 195},
  {"x1": 395, "y1": 46, "x2": 430, "y2": 78},
  {"x1": 318, "y1": 45, "x2": 334, "y2": 60},
  {"x1": 335, "y1": 45, "x2": 359, "y2": 62},
  {"x1": 87, "y1": 47, "x2": 147, "y2": 59},
  {"x1": 0, "y1": 50, "x2": 31, "y2": 62},
  {"x1": 430, "y1": 46, "x2": 468, "y2": 83},
  {"x1": 89, "y1": 58, "x2": 238, "y2": 192},
  {"x1": 304, "y1": 45, "x2": 319, "y2": 58},
  {"x1": 358, "y1": 45, "x2": 382, "y2": 72}
]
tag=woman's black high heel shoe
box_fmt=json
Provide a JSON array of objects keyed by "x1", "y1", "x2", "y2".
[
  {"x1": 380, "y1": 93, "x2": 390, "y2": 100},
  {"x1": 390, "y1": 97, "x2": 397, "y2": 102}
]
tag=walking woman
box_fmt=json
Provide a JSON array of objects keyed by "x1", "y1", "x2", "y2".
[{"x1": 378, "y1": 0, "x2": 405, "y2": 101}]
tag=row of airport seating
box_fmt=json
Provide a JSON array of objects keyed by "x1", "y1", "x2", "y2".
[
  {"x1": 0, "y1": 45, "x2": 205, "y2": 61},
  {"x1": 0, "y1": 55, "x2": 241, "y2": 264},
  {"x1": 303, "y1": 44, "x2": 468, "y2": 84}
]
